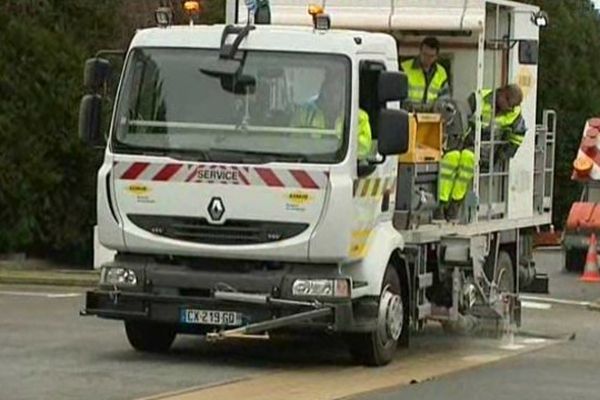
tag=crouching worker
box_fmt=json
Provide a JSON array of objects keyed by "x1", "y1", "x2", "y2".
[{"x1": 437, "y1": 84, "x2": 526, "y2": 220}]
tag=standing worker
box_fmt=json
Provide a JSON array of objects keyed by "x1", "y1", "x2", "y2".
[
  {"x1": 401, "y1": 37, "x2": 450, "y2": 108},
  {"x1": 437, "y1": 84, "x2": 526, "y2": 220}
]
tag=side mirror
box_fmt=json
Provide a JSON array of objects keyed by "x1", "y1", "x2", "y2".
[
  {"x1": 79, "y1": 94, "x2": 103, "y2": 146},
  {"x1": 378, "y1": 71, "x2": 408, "y2": 103},
  {"x1": 84, "y1": 58, "x2": 111, "y2": 93},
  {"x1": 378, "y1": 109, "x2": 409, "y2": 156}
]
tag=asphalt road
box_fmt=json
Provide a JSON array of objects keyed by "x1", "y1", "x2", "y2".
[
  {"x1": 0, "y1": 249, "x2": 598, "y2": 400},
  {"x1": 353, "y1": 248, "x2": 600, "y2": 400}
]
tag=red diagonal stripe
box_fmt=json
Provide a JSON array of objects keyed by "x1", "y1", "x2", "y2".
[
  {"x1": 120, "y1": 162, "x2": 149, "y2": 180},
  {"x1": 153, "y1": 164, "x2": 182, "y2": 181},
  {"x1": 583, "y1": 147, "x2": 600, "y2": 168},
  {"x1": 255, "y1": 168, "x2": 284, "y2": 187},
  {"x1": 290, "y1": 170, "x2": 319, "y2": 189},
  {"x1": 234, "y1": 167, "x2": 250, "y2": 185}
]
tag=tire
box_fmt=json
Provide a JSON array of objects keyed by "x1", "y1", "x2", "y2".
[
  {"x1": 124, "y1": 321, "x2": 176, "y2": 353},
  {"x1": 565, "y1": 248, "x2": 586, "y2": 273},
  {"x1": 346, "y1": 265, "x2": 408, "y2": 366}
]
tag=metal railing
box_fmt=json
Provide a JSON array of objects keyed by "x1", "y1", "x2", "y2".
[{"x1": 533, "y1": 110, "x2": 557, "y2": 215}]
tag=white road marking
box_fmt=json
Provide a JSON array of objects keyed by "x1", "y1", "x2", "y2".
[
  {"x1": 520, "y1": 295, "x2": 592, "y2": 308},
  {"x1": 461, "y1": 354, "x2": 503, "y2": 362},
  {"x1": 499, "y1": 344, "x2": 526, "y2": 350},
  {"x1": 522, "y1": 301, "x2": 552, "y2": 310},
  {"x1": 0, "y1": 290, "x2": 81, "y2": 298},
  {"x1": 522, "y1": 338, "x2": 547, "y2": 345}
]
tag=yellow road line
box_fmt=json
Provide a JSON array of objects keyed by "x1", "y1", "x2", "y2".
[{"x1": 145, "y1": 337, "x2": 559, "y2": 400}]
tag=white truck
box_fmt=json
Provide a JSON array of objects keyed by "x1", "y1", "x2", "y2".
[{"x1": 81, "y1": 0, "x2": 555, "y2": 366}]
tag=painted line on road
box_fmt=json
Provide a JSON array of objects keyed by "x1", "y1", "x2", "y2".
[
  {"x1": 520, "y1": 295, "x2": 592, "y2": 308},
  {"x1": 521, "y1": 301, "x2": 552, "y2": 310},
  {"x1": 0, "y1": 290, "x2": 82, "y2": 299},
  {"x1": 138, "y1": 377, "x2": 253, "y2": 400},
  {"x1": 147, "y1": 336, "x2": 560, "y2": 400}
]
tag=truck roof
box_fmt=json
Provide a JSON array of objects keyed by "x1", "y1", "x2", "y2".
[
  {"x1": 229, "y1": 0, "x2": 539, "y2": 31},
  {"x1": 130, "y1": 25, "x2": 397, "y2": 58}
]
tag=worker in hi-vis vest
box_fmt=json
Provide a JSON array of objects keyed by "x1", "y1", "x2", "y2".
[
  {"x1": 437, "y1": 84, "x2": 526, "y2": 220},
  {"x1": 401, "y1": 37, "x2": 450, "y2": 108},
  {"x1": 291, "y1": 74, "x2": 373, "y2": 159}
]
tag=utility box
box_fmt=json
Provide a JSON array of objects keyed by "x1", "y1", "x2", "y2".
[{"x1": 399, "y1": 113, "x2": 443, "y2": 163}]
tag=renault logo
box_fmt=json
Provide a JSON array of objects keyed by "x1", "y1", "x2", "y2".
[{"x1": 208, "y1": 197, "x2": 225, "y2": 221}]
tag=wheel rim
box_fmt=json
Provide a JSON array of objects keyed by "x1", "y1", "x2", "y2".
[{"x1": 377, "y1": 285, "x2": 403, "y2": 344}]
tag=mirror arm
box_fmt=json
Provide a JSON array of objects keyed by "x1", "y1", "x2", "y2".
[
  {"x1": 369, "y1": 154, "x2": 386, "y2": 165},
  {"x1": 357, "y1": 155, "x2": 386, "y2": 177}
]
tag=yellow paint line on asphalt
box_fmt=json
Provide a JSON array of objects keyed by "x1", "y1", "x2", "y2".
[{"x1": 145, "y1": 337, "x2": 558, "y2": 400}]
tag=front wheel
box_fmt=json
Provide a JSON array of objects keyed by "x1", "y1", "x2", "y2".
[
  {"x1": 124, "y1": 321, "x2": 177, "y2": 353},
  {"x1": 346, "y1": 265, "x2": 408, "y2": 366}
]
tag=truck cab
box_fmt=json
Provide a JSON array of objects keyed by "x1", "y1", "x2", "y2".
[{"x1": 82, "y1": 7, "x2": 411, "y2": 366}]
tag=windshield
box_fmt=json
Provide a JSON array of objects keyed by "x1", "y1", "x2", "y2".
[{"x1": 112, "y1": 47, "x2": 350, "y2": 163}]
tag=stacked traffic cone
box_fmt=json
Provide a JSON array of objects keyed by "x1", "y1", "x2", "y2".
[{"x1": 580, "y1": 233, "x2": 600, "y2": 283}]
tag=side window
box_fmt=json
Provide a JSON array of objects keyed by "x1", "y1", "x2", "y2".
[
  {"x1": 518, "y1": 40, "x2": 539, "y2": 65},
  {"x1": 359, "y1": 60, "x2": 386, "y2": 140}
]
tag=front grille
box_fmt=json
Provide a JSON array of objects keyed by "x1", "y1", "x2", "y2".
[{"x1": 128, "y1": 214, "x2": 309, "y2": 245}]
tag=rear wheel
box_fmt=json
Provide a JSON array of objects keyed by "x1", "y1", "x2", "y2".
[
  {"x1": 346, "y1": 265, "x2": 408, "y2": 366},
  {"x1": 565, "y1": 248, "x2": 586, "y2": 273},
  {"x1": 489, "y1": 251, "x2": 515, "y2": 337},
  {"x1": 124, "y1": 321, "x2": 176, "y2": 353}
]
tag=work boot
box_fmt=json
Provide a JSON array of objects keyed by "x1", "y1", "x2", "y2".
[{"x1": 446, "y1": 200, "x2": 462, "y2": 222}]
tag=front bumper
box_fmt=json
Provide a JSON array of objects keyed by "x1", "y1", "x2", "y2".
[
  {"x1": 83, "y1": 255, "x2": 379, "y2": 333},
  {"x1": 83, "y1": 289, "x2": 377, "y2": 333}
]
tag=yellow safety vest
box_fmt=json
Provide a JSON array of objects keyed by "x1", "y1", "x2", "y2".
[
  {"x1": 291, "y1": 105, "x2": 372, "y2": 158},
  {"x1": 401, "y1": 59, "x2": 448, "y2": 105},
  {"x1": 480, "y1": 89, "x2": 525, "y2": 147}
]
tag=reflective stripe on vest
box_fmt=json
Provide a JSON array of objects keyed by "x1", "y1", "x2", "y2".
[
  {"x1": 401, "y1": 59, "x2": 448, "y2": 105},
  {"x1": 480, "y1": 89, "x2": 522, "y2": 130},
  {"x1": 508, "y1": 133, "x2": 524, "y2": 146}
]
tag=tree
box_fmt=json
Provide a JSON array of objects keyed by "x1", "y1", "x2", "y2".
[
  {"x1": 0, "y1": 1, "x2": 120, "y2": 262},
  {"x1": 0, "y1": 0, "x2": 227, "y2": 264},
  {"x1": 524, "y1": 0, "x2": 600, "y2": 227}
]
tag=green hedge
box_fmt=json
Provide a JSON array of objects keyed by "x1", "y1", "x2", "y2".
[
  {"x1": 0, "y1": 0, "x2": 598, "y2": 264},
  {"x1": 0, "y1": 1, "x2": 119, "y2": 262}
]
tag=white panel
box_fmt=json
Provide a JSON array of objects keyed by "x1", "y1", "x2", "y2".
[
  {"x1": 94, "y1": 226, "x2": 116, "y2": 269},
  {"x1": 506, "y1": 8, "x2": 539, "y2": 219},
  {"x1": 391, "y1": 0, "x2": 485, "y2": 31},
  {"x1": 233, "y1": 0, "x2": 485, "y2": 31}
]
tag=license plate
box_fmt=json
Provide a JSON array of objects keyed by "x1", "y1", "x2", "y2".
[{"x1": 180, "y1": 309, "x2": 242, "y2": 326}]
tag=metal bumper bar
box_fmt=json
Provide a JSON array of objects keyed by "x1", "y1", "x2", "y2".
[{"x1": 81, "y1": 288, "x2": 359, "y2": 335}]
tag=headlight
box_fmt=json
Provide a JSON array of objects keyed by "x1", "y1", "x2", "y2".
[
  {"x1": 292, "y1": 279, "x2": 350, "y2": 298},
  {"x1": 101, "y1": 267, "x2": 138, "y2": 286}
]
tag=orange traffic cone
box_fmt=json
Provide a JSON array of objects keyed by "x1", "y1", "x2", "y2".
[{"x1": 580, "y1": 233, "x2": 600, "y2": 283}]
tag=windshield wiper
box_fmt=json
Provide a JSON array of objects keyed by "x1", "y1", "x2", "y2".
[
  {"x1": 112, "y1": 140, "x2": 169, "y2": 156},
  {"x1": 112, "y1": 140, "x2": 211, "y2": 161},
  {"x1": 209, "y1": 148, "x2": 310, "y2": 164}
]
